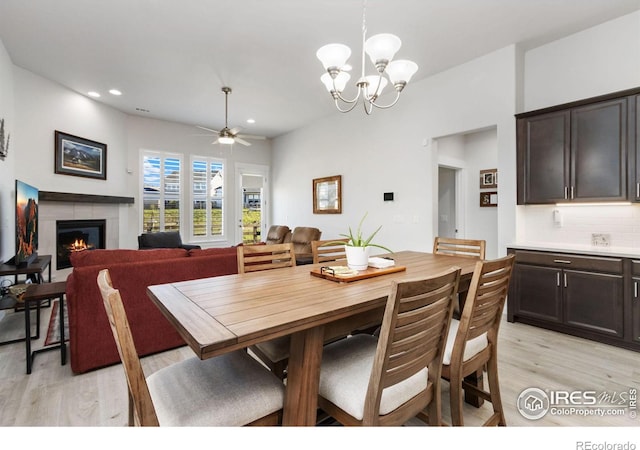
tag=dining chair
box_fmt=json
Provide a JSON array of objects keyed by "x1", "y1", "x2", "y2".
[
  {"x1": 441, "y1": 254, "x2": 515, "y2": 426},
  {"x1": 317, "y1": 266, "x2": 461, "y2": 426},
  {"x1": 312, "y1": 238, "x2": 348, "y2": 264},
  {"x1": 97, "y1": 269, "x2": 285, "y2": 426},
  {"x1": 433, "y1": 237, "x2": 486, "y2": 260},
  {"x1": 237, "y1": 242, "x2": 296, "y2": 379}
]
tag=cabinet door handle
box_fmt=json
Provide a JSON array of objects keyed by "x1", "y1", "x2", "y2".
[
  {"x1": 553, "y1": 259, "x2": 572, "y2": 264},
  {"x1": 564, "y1": 186, "x2": 569, "y2": 200},
  {"x1": 564, "y1": 273, "x2": 567, "y2": 288},
  {"x1": 635, "y1": 281, "x2": 638, "y2": 299},
  {"x1": 556, "y1": 272, "x2": 560, "y2": 287},
  {"x1": 570, "y1": 186, "x2": 575, "y2": 199},
  {"x1": 636, "y1": 183, "x2": 639, "y2": 199}
]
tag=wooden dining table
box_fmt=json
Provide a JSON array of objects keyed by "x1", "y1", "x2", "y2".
[{"x1": 146, "y1": 250, "x2": 479, "y2": 426}]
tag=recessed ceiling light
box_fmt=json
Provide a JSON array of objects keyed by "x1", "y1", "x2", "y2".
[
  {"x1": 88, "y1": 91, "x2": 101, "y2": 98},
  {"x1": 247, "y1": 118, "x2": 256, "y2": 124},
  {"x1": 109, "y1": 89, "x2": 122, "y2": 96}
]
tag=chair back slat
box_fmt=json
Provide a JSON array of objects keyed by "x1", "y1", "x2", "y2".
[
  {"x1": 433, "y1": 237, "x2": 486, "y2": 259},
  {"x1": 454, "y1": 255, "x2": 515, "y2": 357},
  {"x1": 312, "y1": 239, "x2": 348, "y2": 264},
  {"x1": 97, "y1": 269, "x2": 159, "y2": 426},
  {"x1": 364, "y1": 267, "x2": 460, "y2": 419},
  {"x1": 237, "y1": 243, "x2": 296, "y2": 273}
]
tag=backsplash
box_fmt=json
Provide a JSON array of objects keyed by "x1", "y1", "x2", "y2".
[{"x1": 518, "y1": 204, "x2": 640, "y2": 249}]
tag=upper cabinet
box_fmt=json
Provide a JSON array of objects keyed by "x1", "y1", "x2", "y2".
[{"x1": 517, "y1": 88, "x2": 639, "y2": 205}]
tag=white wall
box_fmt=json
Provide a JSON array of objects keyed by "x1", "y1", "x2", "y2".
[
  {"x1": 272, "y1": 46, "x2": 518, "y2": 256},
  {"x1": 518, "y1": 11, "x2": 640, "y2": 248},
  {"x1": 0, "y1": 39, "x2": 14, "y2": 264}
]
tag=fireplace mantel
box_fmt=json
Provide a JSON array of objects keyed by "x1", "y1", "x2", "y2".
[{"x1": 40, "y1": 191, "x2": 134, "y2": 204}]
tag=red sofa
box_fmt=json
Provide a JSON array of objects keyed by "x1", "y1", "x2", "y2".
[{"x1": 66, "y1": 247, "x2": 238, "y2": 374}]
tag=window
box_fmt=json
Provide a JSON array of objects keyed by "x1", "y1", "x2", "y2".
[
  {"x1": 142, "y1": 152, "x2": 182, "y2": 233},
  {"x1": 192, "y1": 157, "x2": 224, "y2": 240}
]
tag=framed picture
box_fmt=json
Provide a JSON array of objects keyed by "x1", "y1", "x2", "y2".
[
  {"x1": 55, "y1": 131, "x2": 107, "y2": 180},
  {"x1": 480, "y1": 168, "x2": 497, "y2": 189},
  {"x1": 313, "y1": 175, "x2": 342, "y2": 214},
  {"x1": 480, "y1": 191, "x2": 498, "y2": 207}
]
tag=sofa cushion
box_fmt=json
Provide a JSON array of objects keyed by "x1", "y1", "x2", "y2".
[
  {"x1": 138, "y1": 231, "x2": 184, "y2": 248},
  {"x1": 70, "y1": 248, "x2": 188, "y2": 268}
]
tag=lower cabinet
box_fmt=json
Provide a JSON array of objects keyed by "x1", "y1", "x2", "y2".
[{"x1": 508, "y1": 248, "x2": 635, "y2": 351}]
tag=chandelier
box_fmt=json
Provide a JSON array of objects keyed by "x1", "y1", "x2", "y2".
[{"x1": 316, "y1": 0, "x2": 418, "y2": 114}]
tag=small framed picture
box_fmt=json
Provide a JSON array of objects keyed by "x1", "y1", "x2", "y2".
[
  {"x1": 480, "y1": 191, "x2": 498, "y2": 207},
  {"x1": 313, "y1": 175, "x2": 342, "y2": 214},
  {"x1": 480, "y1": 168, "x2": 497, "y2": 189},
  {"x1": 55, "y1": 130, "x2": 107, "y2": 180}
]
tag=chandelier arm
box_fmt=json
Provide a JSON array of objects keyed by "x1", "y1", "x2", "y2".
[
  {"x1": 334, "y1": 87, "x2": 362, "y2": 105},
  {"x1": 369, "y1": 90, "x2": 402, "y2": 109},
  {"x1": 335, "y1": 97, "x2": 362, "y2": 113}
]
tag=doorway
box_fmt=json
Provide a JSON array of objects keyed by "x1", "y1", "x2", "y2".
[
  {"x1": 438, "y1": 167, "x2": 458, "y2": 238},
  {"x1": 235, "y1": 164, "x2": 269, "y2": 244}
]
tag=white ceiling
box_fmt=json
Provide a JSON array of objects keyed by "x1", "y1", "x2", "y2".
[{"x1": 1, "y1": 0, "x2": 639, "y2": 139}]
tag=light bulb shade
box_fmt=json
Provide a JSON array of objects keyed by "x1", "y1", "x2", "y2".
[
  {"x1": 316, "y1": 43, "x2": 351, "y2": 70},
  {"x1": 364, "y1": 75, "x2": 388, "y2": 97},
  {"x1": 364, "y1": 33, "x2": 401, "y2": 65},
  {"x1": 385, "y1": 59, "x2": 419, "y2": 84},
  {"x1": 218, "y1": 136, "x2": 235, "y2": 145},
  {"x1": 321, "y1": 72, "x2": 350, "y2": 92}
]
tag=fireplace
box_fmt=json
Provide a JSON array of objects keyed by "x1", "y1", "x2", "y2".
[{"x1": 56, "y1": 219, "x2": 106, "y2": 269}]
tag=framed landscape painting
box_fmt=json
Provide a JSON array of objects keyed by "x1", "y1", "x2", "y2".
[{"x1": 55, "y1": 130, "x2": 107, "y2": 180}]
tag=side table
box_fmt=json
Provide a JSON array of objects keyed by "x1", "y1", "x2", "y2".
[{"x1": 23, "y1": 281, "x2": 67, "y2": 374}]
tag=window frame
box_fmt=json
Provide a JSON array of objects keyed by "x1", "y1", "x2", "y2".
[{"x1": 141, "y1": 150, "x2": 184, "y2": 235}]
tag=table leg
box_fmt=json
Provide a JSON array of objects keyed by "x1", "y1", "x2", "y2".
[
  {"x1": 25, "y1": 299, "x2": 33, "y2": 374},
  {"x1": 464, "y1": 369, "x2": 485, "y2": 408},
  {"x1": 282, "y1": 326, "x2": 324, "y2": 426}
]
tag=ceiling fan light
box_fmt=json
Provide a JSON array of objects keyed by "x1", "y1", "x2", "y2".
[
  {"x1": 218, "y1": 136, "x2": 235, "y2": 145},
  {"x1": 321, "y1": 72, "x2": 350, "y2": 93},
  {"x1": 385, "y1": 59, "x2": 419, "y2": 85},
  {"x1": 364, "y1": 33, "x2": 401, "y2": 67},
  {"x1": 317, "y1": 43, "x2": 351, "y2": 71}
]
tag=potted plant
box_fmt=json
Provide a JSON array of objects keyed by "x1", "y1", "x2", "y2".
[{"x1": 325, "y1": 213, "x2": 393, "y2": 270}]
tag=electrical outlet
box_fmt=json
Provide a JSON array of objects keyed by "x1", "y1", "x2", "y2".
[{"x1": 591, "y1": 233, "x2": 611, "y2": 247}]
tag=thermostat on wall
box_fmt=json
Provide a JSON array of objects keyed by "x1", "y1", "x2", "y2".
[{"x1": 384, "y1": 192, "x2": 394, "y2": 201}]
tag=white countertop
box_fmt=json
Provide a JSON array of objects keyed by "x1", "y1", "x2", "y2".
[{"x1": 508, "y1": 242, "x2": 640, "y2": 259}]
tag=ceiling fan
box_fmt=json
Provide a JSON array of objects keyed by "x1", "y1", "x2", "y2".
[{"x1": 196, "y1": 87, "x2": 266, "y2": 146}]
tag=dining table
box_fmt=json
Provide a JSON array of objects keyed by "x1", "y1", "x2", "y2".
[{"x1": 146, "y1": 250, "x2": 480, "y2": 426}]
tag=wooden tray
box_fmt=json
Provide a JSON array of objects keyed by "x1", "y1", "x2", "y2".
[{"x1": 310, "y1": 264, "x2": 406, "y2": 283}]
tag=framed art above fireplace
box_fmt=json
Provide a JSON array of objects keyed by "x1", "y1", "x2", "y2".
[{"x1": 54, "y1": 131, "x2": 107, "y2": 180}]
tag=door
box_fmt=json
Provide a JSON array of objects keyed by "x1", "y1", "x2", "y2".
[
  {"x1": 235, "y1": 164, "x2": 269, "y2": 244},
  {"x1": 438, "y1": 167, "x2": 457, "y2": 238}
]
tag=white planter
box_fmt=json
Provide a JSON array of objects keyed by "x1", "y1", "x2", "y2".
[{"x1": 345, "y1": 245, "x2": 370, "y2": 271}]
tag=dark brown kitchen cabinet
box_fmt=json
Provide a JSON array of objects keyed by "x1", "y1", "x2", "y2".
[
  {"x1": 507, "y1": 248, "x2": 634, "y2": 351},
  {"x1": 517, "y1": 88, "x2": 638, "y2": 205},
  {"x1": 632, "y1": 95, "x2": 640, "y2": 201}
]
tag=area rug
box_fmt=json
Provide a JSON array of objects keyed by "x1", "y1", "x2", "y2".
[{"x1": 44, "y1": 300, "x2": 69, "y2": 346}]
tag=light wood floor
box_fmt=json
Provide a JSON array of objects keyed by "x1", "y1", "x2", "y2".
[{"x1": 0, "y1": 305, "x2": 638, "y2": 428}]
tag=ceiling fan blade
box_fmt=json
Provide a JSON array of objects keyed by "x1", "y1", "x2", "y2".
[
  {"x1": 234, "y1": 137, "x2": 251, "y2": 146},
  {"x1": 236, "y1": 133, "x2": 267, "y2": 140},
  {"x1": 229, "y1": 127, "x2": 242, "y2": 135},
  {"x1": 197, "y1": 125, "x2": 220, "y2": 133},
  {"x1": 211, "y1": 138, "x2": 220, "y2": 145}
]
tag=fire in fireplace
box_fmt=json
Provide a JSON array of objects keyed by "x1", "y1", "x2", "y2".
[{"x1": 56, "y1": 219, "x2": 106, "y2": 269}]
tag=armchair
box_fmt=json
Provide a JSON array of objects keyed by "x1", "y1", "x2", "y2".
[
  {"x1": 264, "y1": 225, "x2": 291, "y2": 245},
  {"x1": 287, "y1": 227, "x2": 322, "y2": 265}
]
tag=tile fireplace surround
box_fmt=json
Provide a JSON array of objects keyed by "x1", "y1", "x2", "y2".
[{"x1": 39, "y1": 193, "x2": 132, "y2": 281}]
